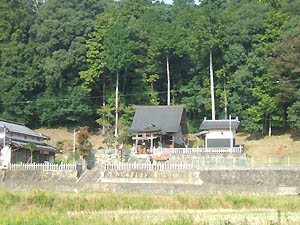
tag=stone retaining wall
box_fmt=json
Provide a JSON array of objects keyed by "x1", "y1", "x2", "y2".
[{"x1": 0, "y1": 168, "x2": 300, "y2": 195}]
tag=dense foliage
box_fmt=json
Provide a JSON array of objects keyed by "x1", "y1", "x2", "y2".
[{"x1": 1, "y1": 0, "x2": 300, "y2": 134}]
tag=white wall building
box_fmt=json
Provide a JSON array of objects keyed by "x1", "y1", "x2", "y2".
[
  {"x1": 0, "y1": 120, "x2": 58, "y2": 165},
  {"x1": 198, "y1": 117, "x2": 240, "y2": 148}
]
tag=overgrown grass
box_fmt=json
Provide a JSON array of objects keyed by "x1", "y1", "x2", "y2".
[
  {"x1": 1, "y1": 190, "x2": 300, "y2": 211},
  {"x1": 1, "y1": 190, "x2": 300, "y2": 224}
]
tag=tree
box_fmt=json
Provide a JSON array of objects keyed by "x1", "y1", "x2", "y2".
[
  {"x1": 148, "y1": 20, "x2": 181, "y2": 105},
  {"x1": 0, "y1": 0, "x2": 33, "y2": 54},
  {"x1": 77, "y1": 127, "x2": 92, "y2": 157},
  {"x1": 268, "y1": 26, "x2": 300, "y2": 127},
  {"x1": 288, "y1": 89, "x2": 300, "y2": 129},
  {"x1": 223, "y1": 3, "x2": 288, "y2": 133},
  {"x1": 79, "y1": 13, "x2": 114, "y2": 94},
  {"x1": 25, "y1": 142, "x2": 37, "y2": 163},
  {"x1": 103, "y1": 23, "x2": 134, "y2": 137},
  {"x1": 97, "y1": 95, "x2": 135, "y2": 148}
]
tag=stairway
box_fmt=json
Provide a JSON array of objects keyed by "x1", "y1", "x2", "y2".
[{"x1": 77, "y1": 168, "x2": 104, "y2": 184}]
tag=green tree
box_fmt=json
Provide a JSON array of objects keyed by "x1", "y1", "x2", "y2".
[
  {"x1": 0, "y1": 0, "x2": 33, "y2": 54},
  {"x1": 103, "y1": 23, "x2": 134, "y2": 137},
  {"x1": 268, "y1": 27, "x2": 300, "y2": 128},
  {"x1": 79, "y1": 13, "x2": 114, "y2": 94},
  {"x1": 25, "y1": 142, "x2": 37, "y2": 163},
  {"x1": 288, "y1": 89, "x2": 300, "y2": 129}
]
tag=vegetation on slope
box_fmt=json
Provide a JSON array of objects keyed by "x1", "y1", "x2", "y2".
[{"x1": 1, "y1": 0, "x2": 300, "y2": 136}]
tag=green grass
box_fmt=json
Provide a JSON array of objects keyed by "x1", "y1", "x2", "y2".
[
  {"x1": 1, "y1": 190, "x2": 300, "y2": 224},
  {"x1": 1, "y1": 190, "x2": 300, "y2": 211}
]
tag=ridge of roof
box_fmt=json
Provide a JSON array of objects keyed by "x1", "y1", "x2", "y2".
[
  {"x1": 135, "y1": 105, "x2": 186, "y2": 108},
  {"x1": 0, "y1": 120, "x2": 48, "y2": 139},
  {"x1": 0, "y1": 119, "x2": 25, "y2": 126},
  {"x1": 200, "y1": 118, "x2": 240, "y2": 130},
  {"x1": 203, "y1": 119, "x2": 239, "y2": 122}
]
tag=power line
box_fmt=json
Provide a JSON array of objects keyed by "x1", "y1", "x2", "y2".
[
  {"x1": 0, "y1": 78, "x2": 297, "y2": 105},
  {"x1": 0, "y1": 89, "x2": 181, "y2": 105}
]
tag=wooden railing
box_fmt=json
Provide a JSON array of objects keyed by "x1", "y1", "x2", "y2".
[
  {"x1": 151, "y1": 146, "x2": 244, "y2": 155},
  {"x1": 8, "y1": 163, "x2": 77, "y2": 171}
]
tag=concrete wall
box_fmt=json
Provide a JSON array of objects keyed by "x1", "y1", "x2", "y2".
[{"x1": 1, "y1": 168, "x2": 300, "y2": 195}]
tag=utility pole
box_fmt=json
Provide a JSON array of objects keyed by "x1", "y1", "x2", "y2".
[
  {"x1": 223, "y1": 70, "x2": 228, "y2": 119},
  {"x1": 3, "y1": 126, "x2": 6, "y2": 149},
  {"x1": 210, "y1": 50, "x2": 216, "y2": 120},
  {"x1": 167, "y1": 56, "x2": 171, "y2": 106},
  {"x1": 268, "y1": 117, "x2": 272, "y2": 136},
  {"x1": 115, "y1": 71, "x2": 119, "y2": 137},
  {"x1": 229, "y1": 115, "x2": 233, "y2": 148},
  {"x1": 73, "y1": 128, "x2": 76, "y2": 163}
]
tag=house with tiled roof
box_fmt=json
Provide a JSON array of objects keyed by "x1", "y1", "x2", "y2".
[{"x1": 0, "y1": 120, "x2": 58, "y2": 166}]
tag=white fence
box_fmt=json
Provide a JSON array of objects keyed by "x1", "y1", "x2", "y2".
[
  {"x1": 8, "y1": 163, "x2": 77, "y2": 171},
  {"x1": 151, "y1": 146, "x2": 244, "y2": 155},
  {"x1": 97, "y1": 149, "x2": 118, "y2": 154},
  {"x1": 103, "y1": 157, "x2": 300, "y2": 171},
  {"x1": 102, "y1": 157, "x2": 248, "y2": 170},
  {"x1": 103, "y1": 162, "x2": 195, "y2": 170},
  {"x1": 95, "y1": 147, "x2": 244, "y2": 155},
  {"x1": 248, "y1": 157, "x2": 300, "y2": 167}
]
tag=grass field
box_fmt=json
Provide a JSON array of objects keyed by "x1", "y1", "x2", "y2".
[{"x1": 1, "y1": 190, "x2": 300, "y2": 224}]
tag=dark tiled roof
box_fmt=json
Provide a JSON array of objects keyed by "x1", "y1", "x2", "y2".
[
  {"x1": 130, "y1": 105, "x2": 185, "y2": 134},
  {"x1": 200, "y1": 119, "x2": 240, "y2": 130},
  {"x1": 0, "y1": 119, "x2": 49, "y2": 139},
  {"x1": 10, "y1": 140, "x2": 59, "y2": 153}
]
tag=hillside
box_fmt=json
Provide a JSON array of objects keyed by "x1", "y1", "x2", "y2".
[
  {"x1": 35, "y1": 128, "x2": 105, "y2": 152},
  {"x1": 237, "y1": 132, "x2": 300, "y2": 158},
  {"x1": 36, "y1": 128, "x2": 300, "y2": 158}
]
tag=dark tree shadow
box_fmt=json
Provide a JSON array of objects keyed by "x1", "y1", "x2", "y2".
[
  {"x1": 237, "y1": 132, "x2": 248, "y2": 137},
  {"x1": 290, "y1": 130, "x2": 300, "y2": 141},
  {"x1": 245, "y1": 133, "x2": 264, "y2": 141},
  {"x1": 244, "y1": 128, "x2": 298, "y2": 141}
]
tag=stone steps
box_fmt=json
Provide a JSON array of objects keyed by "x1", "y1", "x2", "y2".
[{"x1": 77, "y1": 169, "x2": 103, "y2": 184}]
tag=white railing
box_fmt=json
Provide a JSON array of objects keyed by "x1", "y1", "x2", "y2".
[
  {"x1": 248, "y1": 157, "x2": 300, "y2": 167},
  {"x1": 8, "y1": 163, "x2": 77, "y2": 171},
  {"x1": 102, "y1": 157, "x2": 300, "y2": 171},
  {"x1": 97, "y1": 149, "x2": 118, "y2": 154},
  {"x1": 102, "y1": 157, "x2": 248, "y2": 170},
  {"x1": 151, "y1": 146, "x2": 244, "y2": 155},
  {"x1": 103, "y1": 162, "x2": 195, "y2": 170}
]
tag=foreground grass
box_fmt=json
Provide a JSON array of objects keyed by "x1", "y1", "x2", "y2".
[{"x1": 1, "y1": 190, "x2": 300, "y2": 224}]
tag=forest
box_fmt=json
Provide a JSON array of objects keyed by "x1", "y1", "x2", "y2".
[{"x1": 0, "y1": 0, "x2": 300, "y2": 135}]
